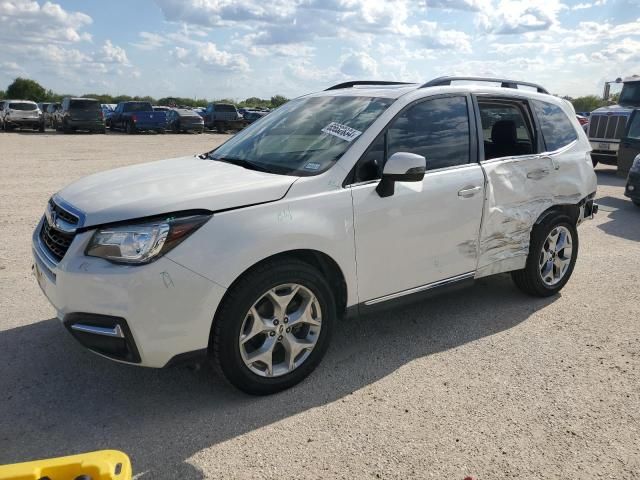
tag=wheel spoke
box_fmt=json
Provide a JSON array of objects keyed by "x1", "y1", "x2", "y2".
[
  {"x1": 282, "y1": 334, "x2": 315, "y2": 370},
  {"x1": 240, "y1": 307, "x2": 271, "y2": 344},
  {"x1": 555, "y1": 230, "x2": 569, "y2": 252},
  {"x1": 245, "y1": 336, "x2": 277, "y2": 376},
  {"x1": 266, "y1": 285, "x2": 300, "y2": 317},
  {"x1": 288, "y1": 295, "x2": 321, "y2": 328}
]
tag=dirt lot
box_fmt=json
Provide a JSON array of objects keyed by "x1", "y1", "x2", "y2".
[{"x1": 1, "y1": 131, "x2": 639, "y2": 479}]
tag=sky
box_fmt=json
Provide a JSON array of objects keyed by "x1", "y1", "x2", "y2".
[{"x1": 0, "y1": 0, "x2": 639, "y2": 100}]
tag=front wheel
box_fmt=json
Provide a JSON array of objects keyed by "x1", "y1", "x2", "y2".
[
  {"x1": 126, "y1": 122, "x2": 135, "y2": 134},
  {"x1": 511, "y1": 214, "x2": 578, "y2": 297},
  {"x1": 633, "y1": 199, "x2": 640, "y2": 207},
  {"x1": 211, "y1": 260, "x2": 335, "y2": 395}
]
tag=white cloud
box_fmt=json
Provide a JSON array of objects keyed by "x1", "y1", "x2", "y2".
[
  {"x1": 427, "y1": 0, "x2": 491, "y2": 11},
  {"x1": 477, "y1": 0, "x2": 565, "y2": 35},
  {"x1": 100, "y1": 40, "x2": 129, "y2": 65},
  {"x1": 132, "y1": 32, "x2": 168, "y2": 50},
  {"x1": 195, "y1": 42, "x2": 250, "y2": 73},
  {"x1": 571, "y1": 0, "x2": 607, "y2": 10},
  {"x1": 0, "y1": 0, "x2": 92, "y2": 44},
  {"x1": 340, "y1": 51, "x2": 378, "y2": 77}
]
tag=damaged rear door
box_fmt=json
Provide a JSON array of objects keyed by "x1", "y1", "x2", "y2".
[{"x1": 474, "y1": 95, "x2": 560, "y2": 278}]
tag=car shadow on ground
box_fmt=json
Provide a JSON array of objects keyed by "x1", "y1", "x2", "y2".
[
  {"x1": 596, "y1": 195, "x2": 640, "y2": 241},
  {"x1": 595, "y1": 167, "x2": 627, "y2": 187},
  {"x1": 0, "y1": 274, "x2": 555, "y2": 479}
]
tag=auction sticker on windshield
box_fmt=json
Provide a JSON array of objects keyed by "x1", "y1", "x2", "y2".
[{"x1": 321, "y1": 122, "x2": 363, "y2": 142}]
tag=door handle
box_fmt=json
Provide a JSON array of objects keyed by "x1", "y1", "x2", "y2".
[
  {"x1": 458, "y1": 185, "x2": 482, "y2": 198},
  {"x1": 527, "y1": 169, "x2": 550, "y2": 179},
  {"x1": 539, "y1": 155, "x2": 560, "y2": 170}
]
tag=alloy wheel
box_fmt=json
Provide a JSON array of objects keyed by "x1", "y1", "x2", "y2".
[
  {"x1": 539, "y1": 225, "x2": 573, "y2": 286},
  {"x1": 239, "y1": 283, "x2": 322, "y2": 377}
]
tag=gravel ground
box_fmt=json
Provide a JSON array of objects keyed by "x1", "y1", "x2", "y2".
[{"x1": 0, "y1": 131, "x2": 639, "y2": 479}]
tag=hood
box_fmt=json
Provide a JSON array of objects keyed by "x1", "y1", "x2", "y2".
[
  {"x1": 591, "y1": 104, "x2": 633, "y2": 116},
  {"x1": 57, "y1": 156, "x2": 298, "y2": 226}
]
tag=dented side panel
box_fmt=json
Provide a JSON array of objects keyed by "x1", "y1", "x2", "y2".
[{"x1": 476, "y1": 143, "x2": 596, "y2": 278}]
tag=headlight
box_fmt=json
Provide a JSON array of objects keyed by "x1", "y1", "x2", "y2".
[
  {"x1": 631, "y1": 155, "x2": 640, "y2": 173},
  {"x1": 86, "y1": 213, "x2": 211, "y2": 264}
]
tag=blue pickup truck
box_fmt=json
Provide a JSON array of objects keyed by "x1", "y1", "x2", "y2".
[{"x1": 108, "y1": 101, "x2": 166, "y2": 134}]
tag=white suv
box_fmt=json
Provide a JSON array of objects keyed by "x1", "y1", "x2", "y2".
[{"x1": 32, "y1": 77, "x2": 597, "y2": 394}]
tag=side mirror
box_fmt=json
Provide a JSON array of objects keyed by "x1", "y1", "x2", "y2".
[{"x1": 376, "y1": 152, "x2": 426, "y2": 198}]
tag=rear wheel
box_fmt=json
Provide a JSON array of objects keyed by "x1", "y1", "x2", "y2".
[
  {"x1": 633, "y1": 199, "x2": 640, "y2": 207},
  {"x1": 511, "y1": 214, "x2": 578, "y2": 297},
  {"x1": 126, "y1": 122, "x2": 135, "y2": 134},
  {"x1": 212, "y1": 260, "x2": 335, "y2": 395}
]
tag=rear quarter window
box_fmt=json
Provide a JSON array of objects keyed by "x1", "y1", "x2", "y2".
[{"x1": 532, "y1": 100, "x2": 578, "y2": 151}]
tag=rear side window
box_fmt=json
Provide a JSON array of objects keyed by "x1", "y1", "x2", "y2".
[
  {"x1": 532, "y1": 100, "x2": 578, "y2": 151},
  {"x1": 387, "y1": 96, "x2": 470, "y2": 170},
  {"x1": 477, "y1": 100, "x2": 535, "y2": 160}
]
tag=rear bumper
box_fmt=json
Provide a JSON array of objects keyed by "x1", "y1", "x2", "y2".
[
  {"x1": 5, "y1": 118, "x2": 41, "y2": 128},
  {"x1": 67, "y1": 119, "x2": 104, "y2": 130},
  {"x1": 133, "y1": 121, "x2": 164, "y2": 131}
]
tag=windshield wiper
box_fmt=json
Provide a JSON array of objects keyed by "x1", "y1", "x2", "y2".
[{"x1": 207, "y1": 154, "x2": 272, "y2": 173}]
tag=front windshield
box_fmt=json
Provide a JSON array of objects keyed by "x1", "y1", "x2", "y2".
[
  {"x1": 208, "y1": 95, "x2": 394, "y2": 176},
  {"x1": 619, "y1": 82, "x2": 640, "y2": 107}
]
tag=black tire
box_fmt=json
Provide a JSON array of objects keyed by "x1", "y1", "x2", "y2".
[
  {"x1": 38, "y1": 123, "x2": 45, "y2": 133},
  {"x1": 109, "y1": 121, "x2": 115, "y2": 132},
  {"x1": 511, "y1": 214, "x2": 579, "y2": 297},
  {"x1": 211, "y1": 259, "x2": 335, "y2": 395},
  {"x1": 633, "y1": 200, "x2": 640, "y2": 207},
  {"x1": 592, "y1": 158, "x2": 598, "y2": 168},
  {"x1": 126, "y1": 122, "x2": 135, "y2": 134}
]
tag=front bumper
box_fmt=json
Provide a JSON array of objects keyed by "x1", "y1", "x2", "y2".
[
  {"x1": 625, "y1": 171, "x2": 640, "y2": 201},
  {"x1": 32, "y1": 218, "x2": 226, "y2": 367}
]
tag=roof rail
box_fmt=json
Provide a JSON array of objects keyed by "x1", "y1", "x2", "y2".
[
  {"x1": 325, "y1": 81, "x2": 414, "y2": 91},
  {"x1": 421, "y1": 76, "x2": 549, "y2": 94}
]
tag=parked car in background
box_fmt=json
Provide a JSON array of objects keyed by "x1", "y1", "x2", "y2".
[
  {"x1": 109, "y1": 101, "x2": 166, "y2": 134},
  {"x1": 153, "y1": 106, "x2": 171, "y2": 112},
  {"x1": 620, "y1": 110, "x2": 640, "y2": 205},
  {"x1": 46, "y1": 103, "x2": 61, "y2": 129},
  {"x1": 0, "y1": 100, "x2": 7, "y2": 130},
  {"x1": 37, "y1": 102, "x2": 51, "y2": 129},
  {"x1": 243, "y1": 110, "x2": 268, "y2": 124},
  {"x1": 193, "y1": 107, "x2": 206, "y2": 118},
  {"x1": 576, "y1": 114, "x2": 588, "y2": 126},
  {"x1": 167, "y1": 108, "x2": 204, "y2": 133},
  {"x1": 101, "y1": 104, "x2": 116, "y2": 123},
  {"x1": 625, "y1": 154, "x2": 640, "y2": 207},
  {"x1": 1, "y1": 100, "x2": 43, "y2": 132},
  {"x1": 204, "y1": 103, "x2": 246, "y2": 131},
  {"x1": 588, "y1": 75, "x2": 640, "y2": 167},
  {"x1": 56, "y1": 97, "x2": 105, "y2": 134},
  {"x1": 32, "y1": 77, "x2": 597, "y2": 394}
]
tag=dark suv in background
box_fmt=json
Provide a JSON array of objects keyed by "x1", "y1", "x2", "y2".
[
  {"x1": 57, "y1": 97, "x2": 105, "y2": 134},
  {"x1": 204, "y1": 103, "x2": 246, "y2": 132}
]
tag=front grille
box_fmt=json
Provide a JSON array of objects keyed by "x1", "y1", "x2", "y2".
[
  {"x1": 589, "y1": 114, "x2": 628, "y2": 140},
  {"x1": 39, "y1": 200, "x2": 79, "y2": 262},
  {"x1": 49, "y1": 198, "x2": 79, "y2": 225}
]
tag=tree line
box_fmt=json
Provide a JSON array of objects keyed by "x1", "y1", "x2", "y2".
[
  {"x1": 1, "y1": 77, "x2": 622, "y2": 113},
  {"x1": 0, "y1": 77, "x2": 289, "y2": 109}
]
